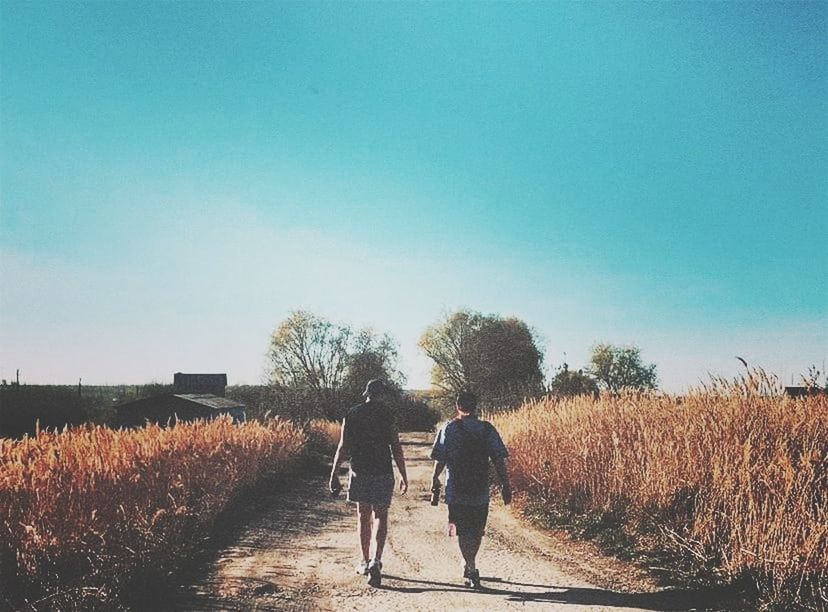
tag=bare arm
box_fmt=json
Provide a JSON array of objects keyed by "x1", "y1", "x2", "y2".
[
  {"x1": 328, "y1": 420, "x2": 347, "y2": 493},
  {"x1": 391, "y1": 432, "x2": 408, "y2": 494},
  {"x1": 492, "y1": 457, "x2": 512, "y2": 505},
  {"x1": 431, "y1": 460, "x2": 445, "y2": 490}
]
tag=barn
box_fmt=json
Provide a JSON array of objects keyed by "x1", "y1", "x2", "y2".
[
  {"x1": 174, "y1": 372, "x2": 228, "y2": 396},
  {"x1": 115, "y1": 393, "x2": 247, "y2": 428}
]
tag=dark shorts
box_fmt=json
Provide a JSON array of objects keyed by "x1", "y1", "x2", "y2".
[
  {"x1": 448, "y1": 503, "x2": 489, "y2": 537},
  {"x1": 347, "y1": 470, "x2": 394, "y2": 507}
]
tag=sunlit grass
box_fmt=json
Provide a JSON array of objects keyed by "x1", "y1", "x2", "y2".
[
  {"x1": 0, "y1": 417, "x2": 305, "y2": 608},
  {"x1": 493, "y1": 371, "x2": 827, "y2": 608}
]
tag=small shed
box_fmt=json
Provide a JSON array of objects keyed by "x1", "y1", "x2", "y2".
[
  {"x1": 784, "y1": 386, "x2": 827, "y2": 398},
  {"x1": 115, "y1": 393, "x2": 246, "y2": 428}
]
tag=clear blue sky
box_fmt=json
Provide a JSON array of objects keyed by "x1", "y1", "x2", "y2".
[{"x1": 1, "y1": 1, "x2": 825, "y2": 391}]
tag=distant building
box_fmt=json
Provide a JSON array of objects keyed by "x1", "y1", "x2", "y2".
[
  {"x1": 173, "y1": 372, "x2": 228, "y2": 397},
  {"x1": 784, "y1": 386, "x2": 827, "y2": 398},
  {"x1": 115, "y1": 393, "x2": 246, "y2": 428}
]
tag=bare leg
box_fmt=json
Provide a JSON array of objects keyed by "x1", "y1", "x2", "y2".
[
  {"x1": 356, "y1": 502, "x2": 372, "y2": 562},
  {"x1": 372, "y1": 505, "x2": 389, "y2": 561},
  {"x1": 458, "y1": 532, "x2": 483, "y2": 571}
]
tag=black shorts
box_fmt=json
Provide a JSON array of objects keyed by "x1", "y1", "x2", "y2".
[{"x1": 448, "y1": 504, "x2": 489, "y2": 537}]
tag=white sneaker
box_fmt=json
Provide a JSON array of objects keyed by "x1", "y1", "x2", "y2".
[{"x1": 355, "y1": 560, "x2": 370, "y2": 575}]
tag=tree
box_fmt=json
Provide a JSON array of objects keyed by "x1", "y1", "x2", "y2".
[
  {"x1": 549, "y1": 363, "x2": 599, "y2": 397},
  {"x1": 418, "y1": 310, "x2": 545, "y2": 410},
  {"x1": 340, "y1": 329, "x2": 405, "y2": 405},
  {"x1": 586, "y1": 343, "x2": 658, "y2": 392},
  {"x1": 268, "y1": 310, "x2": 351, "y2": 412},
  {"x1": 267, "y1": 311, "x2": 405, "y2": 419}
]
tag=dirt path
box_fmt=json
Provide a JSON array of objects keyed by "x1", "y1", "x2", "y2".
[{"x1": 172, "y1": 433, "x2": 733, "y2": 611}]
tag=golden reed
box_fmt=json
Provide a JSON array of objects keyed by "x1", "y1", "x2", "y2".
[
  {"x1": 493, "y1": 371, "x2": 827, "y2": 608},
  {"x1": 1, "y1": 417, "x2": 305, "y2": 607}
]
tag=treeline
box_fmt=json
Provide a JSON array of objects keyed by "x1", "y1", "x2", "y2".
[
  {"x1": 262, "y1": 310, "x2": 439, "y2": 429},
  {"x1": 259, "y1": 308, "x2": 660, "y2": 424},
  {"x1": 0, "y1": 383, "x2": 175, "y2": 438},
  {"x1": 1, "y1": 307, "x2": 664, "y2": 437}
]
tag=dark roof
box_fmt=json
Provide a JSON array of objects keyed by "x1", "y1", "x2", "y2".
[
  {"x1": 174, "y1": 372, "x2": 227, "y2": 381},
  {"x1": 116, "y1": 393, "x2": 245, "y2": 411},
  {"x1": 173, "y1": 394, "x2": 245, "y2": 410},
  {"x1": 114, "y1": 393, "x2": 246, "y2": 427}
]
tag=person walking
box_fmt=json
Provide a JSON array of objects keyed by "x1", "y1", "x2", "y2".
[
  {"x1": 430, "y1": 390, "x2": 511, "y2": 589},
  {"x1": 329, "y1": 379, "x2": 408, "y2": 587}
]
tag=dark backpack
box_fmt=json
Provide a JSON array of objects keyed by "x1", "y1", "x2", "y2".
[{"x1": 449, "y1": 420, "x2": 492, "y2": 495}]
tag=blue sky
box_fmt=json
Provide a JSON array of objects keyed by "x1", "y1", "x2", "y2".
[{"x1": 1, "y1": 1, "x2": 825, "y2": 391}]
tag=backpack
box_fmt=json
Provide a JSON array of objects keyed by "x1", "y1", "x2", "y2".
[{"x1": 448, "y1": 420, "x2": 493, "y2": 495}]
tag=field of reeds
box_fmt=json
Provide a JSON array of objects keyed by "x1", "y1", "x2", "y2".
[
  {"x1": 306, "y1": 418, "x2": 341, "y2": 452},
  {"x1": 0, "y1": 417, "x2": 305, "y2": 610},
  {"x1": 493, "y1": 373, "x2": 827, "y2": 610}
]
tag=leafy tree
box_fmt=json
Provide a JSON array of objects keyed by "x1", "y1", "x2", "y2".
[
  {"x1": 586, "y1": 343, "x2": 658, "y2": 392},
  {"x1": 549, "y1": 363, "x2": 599, "y2": 397},
  {"x1": 341, "y1": 329, "x2": 405, "y2": 405},
  {"x1": 267, "y1": 310, "x2": 405, "y2": 419},
  {"x1": 419, "y1": 310, "x2": 544, "y2": 410}
]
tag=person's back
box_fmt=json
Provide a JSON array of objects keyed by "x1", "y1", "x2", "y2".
[
  {"x1": 431, "y1": 391, "x2": 511, "y2": 589},
  {"x1": 438, "y1": 416, "x2": 505, "y2": 506},
  {"x1": 343, "y1": 400, "x2": 394, "y2": 476},
  {"x1": 329, "y1": 380, "x2": 408, "y2": 588}
]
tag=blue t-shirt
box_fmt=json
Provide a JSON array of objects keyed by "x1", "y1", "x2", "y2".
[{"x1": 430, "y1": 416, "x2": 508, "y2": 506}]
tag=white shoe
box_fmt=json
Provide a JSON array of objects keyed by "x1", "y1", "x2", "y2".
[{"x1": 355, "y1": 560, "x2": 370, "y2": 575}]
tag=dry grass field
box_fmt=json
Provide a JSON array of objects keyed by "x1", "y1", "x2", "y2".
[
  {"x1": 0, "y1": 417, "x2": 305, "y2": 609},
  {"x1": 306, "y1": 417, "x2": 341, "y2": 451},
  {"x1": 493, "y1": 372, "x2": 827, "y2": 609}
]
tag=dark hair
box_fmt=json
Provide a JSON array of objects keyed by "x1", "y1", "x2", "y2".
[{"x1": 456, "y1": 390, "x2": 477, "y2": 413}]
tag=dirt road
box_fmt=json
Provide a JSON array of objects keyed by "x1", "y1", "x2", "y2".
[{"x1": 172, "y1": 433, "x2": 732, "y2": 611}]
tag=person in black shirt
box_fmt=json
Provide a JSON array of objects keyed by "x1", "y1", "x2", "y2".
[{"x1": 329, "y1": 379, "x2": 408, "y2": 587}]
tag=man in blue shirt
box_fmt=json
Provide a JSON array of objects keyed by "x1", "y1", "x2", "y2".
[{"x1": 430, "y1": 390, "x2": 512, "y2": 589}]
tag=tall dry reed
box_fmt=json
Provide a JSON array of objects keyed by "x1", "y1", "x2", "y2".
[
  {"x1": 0, "y1": 417, "x2": 305, "y2": 608},
  {"x1": 493, "y1": 372, "x2": 827, "y2": 608},
  {"x1": 305, "y1": 418, "x2": 341, "y2": 453}
]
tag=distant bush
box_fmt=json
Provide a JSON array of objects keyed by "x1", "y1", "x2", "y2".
[
  {"x1": 0, "y1": 385, "x2": 90, "y2": 438},
  {"x1": 393, "y1": 393, "x2": 440, "y2": 432},
  {"x1": 0, "y1": 383, "x2": 178, "y2": 438},
  {"x1": 226, "y1": 384, "x2": 325, "y2": 422},
  {"x1": 305, "y1": 418, "x2": 341, "y2": 461}
]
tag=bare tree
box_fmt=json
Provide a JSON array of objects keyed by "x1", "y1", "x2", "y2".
[
  {"x1": 267, "y1": 311, "x2": 406, "y2": 418},
  {"x1": 267, "y1": 311, "x2": 351, "y2": 415}
]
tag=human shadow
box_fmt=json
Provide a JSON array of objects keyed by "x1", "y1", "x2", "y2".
[
  {"x1": 380, "y1": 575, "x2": 743, "y2": 610},
  {"x1": 400, "y1": 439, "x2": 433, "y2": 447}
]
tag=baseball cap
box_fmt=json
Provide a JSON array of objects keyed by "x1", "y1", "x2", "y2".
[{"x1": 363, "y1": 379, "x2": 388, "y2": 397}]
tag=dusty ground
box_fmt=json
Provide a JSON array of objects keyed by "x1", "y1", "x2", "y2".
[{"x1": 171, "y1": 433, "x2": 736, "y2": 611}]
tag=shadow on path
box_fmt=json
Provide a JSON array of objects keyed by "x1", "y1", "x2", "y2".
[
  {"x1": 380, "y1": 574, "x2": 742, "y2": 610},
  {"x1": 400, "y1": 439, "x2": 433, "y2": 447},
  {"x1": 141, "y1": 474, "x2": 349, "y2": 611}
]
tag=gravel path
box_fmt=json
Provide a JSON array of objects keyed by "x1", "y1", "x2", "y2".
[{"x1": 171, "y1": 433, "x2": 733, "y2": 611}]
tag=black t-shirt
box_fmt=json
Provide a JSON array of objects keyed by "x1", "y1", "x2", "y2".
[{"x1": 343, "y1": 401, "x2": 394, "y2": 475}]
